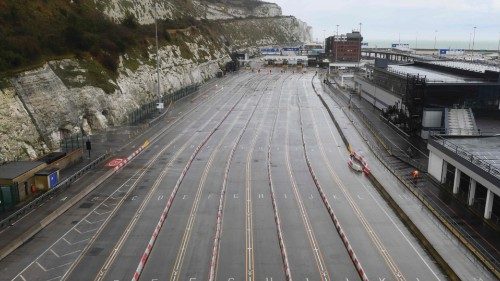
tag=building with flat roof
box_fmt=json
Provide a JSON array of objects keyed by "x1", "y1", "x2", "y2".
[
  {"x1": 0, "y1": 161, "x2": 47, "y2": 209},
  {"x1": 354, "y1": 59, "x2": 500, "y2": 137},
  {"x1": 325, "y1": 31, "x2": 363, "y2": 62},
  {"x1": 428, "y1": 135, "x2": 500, "y2": 222}
]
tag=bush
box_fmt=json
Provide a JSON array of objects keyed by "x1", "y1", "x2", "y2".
[{"x1": 121, "y1": 12, "x2": 139, "y2": 29}]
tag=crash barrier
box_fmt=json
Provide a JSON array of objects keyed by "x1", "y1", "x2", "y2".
[
  {"x1": 208, "y1": 76, "x2": 282, "y2": 280},
  {"x1": 349, "y1": 151, "x2": 371, "y2": 176},
  {"x1": 265, "y1": 76, "x2": 295, "y2": 281},
  {"x1": 365, "y1": 173, "x2": 460, "y2": 280},
  {"x1": 132, "y1": 79, "x2": 250, "y2": 281},
  {"x1": 0, "y1": 139, "x2": 152, "y2": 261},
  {"x1": 128, "y1": 84, "x2": 200, "y2": 125},
  {"x1": 323, "y1": 80, "x2": 428, "y2": 171},
  {"x1": 312, "y1": 75, "x2": 462, "y2": 280},
  {"x1": 297, "y1": 101, "x2": 369, "y2": 281},
  {"x1": 312, "y1": 76, "x2": 351, "y2": 151},
  {"x1": 325, "y1": 76, "x2": 500, "y2": 278},
  {"x1": 0, "y1": 153, "x2": 108, "y2": 231}
]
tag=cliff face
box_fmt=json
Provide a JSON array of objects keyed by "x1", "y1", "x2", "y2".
[
  {"x1": 219, "y1": 16, "x2": 312, "y2": 51},
  {"x1": 0, "y1": 0, "x2": 312, "y2": 162},
  {"x1": 96, "y1": 0, "x2": 283, "y2": 23}
]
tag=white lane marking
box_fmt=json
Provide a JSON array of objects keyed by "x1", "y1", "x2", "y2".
[
  {"x1": 50, "y1": 249, "x2": 60, "y2": 258},
  {"x1": 46, "y1": 275, "x2": 63, "y2": 281},
  {"x1": 361, "y1": 183, "x2": 441, "y2": 280},
  {"x1": 158, "y1": 195, "x2": 164, "y2": 201}
]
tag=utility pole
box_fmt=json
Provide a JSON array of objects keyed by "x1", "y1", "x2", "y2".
[
  {"x1": 434, "y1": 30, "x2": 437, "y2": 51},
  {"x1": 497, "y1": 32, "x2": 500, "y2": 55},
  {"x1": 155, "y1": 1, "x2": 163, "y2": 112},
  {"x1": 358, "y1": 23, "x2": 362, "y2": 65},
  {"x1": 468, "y1": 32, "x2": 472, "y2": 56},
  {"x1": 323, "y1": 29, "x2": 326, "y2": 49},
  {"x1": 472, "y1": 26, "x2": 477, "y2": 61},
  {"x1": 335, "y1": 25, "x2": 339, "y2": 62}
]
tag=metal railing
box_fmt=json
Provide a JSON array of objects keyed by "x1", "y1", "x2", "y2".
[
  {"x1": 60, "y1": 133, "x2": 85, "y2": 152},
  {"x1": 431, "y1": 135, "x2": 500, "y2": 179},
  {"x1": 127, "y1": 84, "x2": 200, "y2": 125},
  {"x1": 0, "y1": 154, "x2": 108, "y2": 230},
  {"x1": 324, "y1": 79, "x2": 428, "y2": 171},
  {"x1": 325, "y1": 76, "x2": 500, "y2": 276},
  {"x1": 322, "y1": 79, "x2": 500, "y2": 273}
]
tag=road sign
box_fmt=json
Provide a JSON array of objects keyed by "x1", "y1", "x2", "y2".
[{"x1": 106, "y1": 158, "x2": 126, "y2": 167}]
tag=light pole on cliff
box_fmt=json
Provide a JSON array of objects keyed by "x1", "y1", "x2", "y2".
[{"x1": 155, "y1": 2, "x2": 163, "y2": 112}]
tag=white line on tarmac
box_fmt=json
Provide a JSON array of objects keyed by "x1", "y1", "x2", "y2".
[{"x1": 360, "y1": 182, "x2": 441, "y2": 280}]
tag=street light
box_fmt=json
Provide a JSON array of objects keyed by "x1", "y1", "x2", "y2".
[
  {"x1": 154, "y1": 1, "x2": 163, "y2": 111},
  {"x1": 434, "y1": 30, "x2": 438, "y2": 51},
  {"x1": 472, "y1": 26, "x2": 477, "y2": 61},
  {"x1": 335, "y1": 25, "x2": 339, "y2": 62},
  {"x1": 497, "y1": 32, "x2": 500, "y2": 54},
  {"x1": 323, "y1": 29, "x2": 326, "y2": 49}
]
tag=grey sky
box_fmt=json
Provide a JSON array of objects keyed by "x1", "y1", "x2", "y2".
[{"x1": 268, "y1": 0, "x2": 500, "y2": 43}]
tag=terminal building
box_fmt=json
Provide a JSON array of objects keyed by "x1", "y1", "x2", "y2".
[
  {"x1": 354, "y1": 60, "x2": 500, "y2": 138},
  {"x1": 428, "y1": 135, "x2": 499, "y2": 221},
  {"x1": 325, "y1": 31, "x2": 363, "y2": 62}
]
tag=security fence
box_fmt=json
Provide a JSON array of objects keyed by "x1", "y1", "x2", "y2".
[
  {"x1": 127, "y1": 84, "x2": 200, "y2": 125},
  {"x1": 60, "y1": 133, "x2": 85, "y2": 153}
]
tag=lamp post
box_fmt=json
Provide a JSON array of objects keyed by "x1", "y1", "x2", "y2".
[
  {"x1": 358, "y1": 23, "x2": 362, "y2": 65},
  {"x1": 497, "y1": 32, "x2": 500, "y2": 55},
  {"x1": 471, "y1": 26, "x2": 477, "y2": 61},
  {"x1": 415, "y1": 33, "x2": 418, "y2": 51},
  {"x1": 323, "y1": 29, "x2": 326, "y2": 49},
  {"x1": 155, "y1": 2, "x2": 163, "y2": 112},
  {"x1": 434, "y1": 30, "x2": 438, "y2": 53},
  {"x1": 335, "y1": 25, "x2": 339, "y2": 62}
]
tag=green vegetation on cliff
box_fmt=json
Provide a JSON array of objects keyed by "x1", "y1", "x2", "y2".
[{"x1": 0, "y1": 0, "x2": 205, "y2": 74}]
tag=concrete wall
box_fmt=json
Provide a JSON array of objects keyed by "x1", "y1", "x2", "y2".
[
  {"x1": 45, "y1": 149, "x2": 83, "y2": 172},
  {"x1": 428, "y1": 150, "x2": 444, "y2": 181},
  {"x1": 354, "y1": 76, "x2": 401, "y2": 110}
]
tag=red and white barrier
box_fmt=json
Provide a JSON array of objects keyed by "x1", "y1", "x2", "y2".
[
  {"x1": 113, "y1": 141, "x2": 150, "y2": 172},
  {"x1": 208, "y1": 77, "x2": 280, "y2": 280},
  {"x1": 265, "y1": 83, "x2": 293, "y2": 280},
  {"x1": 349, "y1": 151, "x2": 371, "y2": 176},
  {"x1": 132, "y1": 82, "x2": 250, "y2": 281},
  {"x1": 298, "y1": 109, "x2": 369, "y2": 281}
]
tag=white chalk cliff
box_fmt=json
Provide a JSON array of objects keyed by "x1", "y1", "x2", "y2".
[{"x1": 0, "y1": 0, "x2": 312, "y2": 162}]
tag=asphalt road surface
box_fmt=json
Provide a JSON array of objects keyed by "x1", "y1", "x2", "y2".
[{"x1": 2, "y1": 69, "x2": 451, "y2": 281}]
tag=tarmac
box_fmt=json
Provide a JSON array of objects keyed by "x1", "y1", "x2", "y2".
[{"x1": 0, "y1": 69, "x2": 496, "y2": 281}]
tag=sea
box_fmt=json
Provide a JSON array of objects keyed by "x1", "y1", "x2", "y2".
[{"x1": 364, "y1": 39, "x2": 499, "y2": 51}]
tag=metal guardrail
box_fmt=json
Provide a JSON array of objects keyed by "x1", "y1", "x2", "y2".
[
  {"x1": 324, "y1": 80, "x2": 428, "y2": 171},
  {"x1": 128, "y1": 84, "x2": 200, "y2": 125},
  {"x1": 322, "y1": 79, "x2": 500, "y2": 276},
  {"x1": 432, "y1": 135, "x2": 500, "y2": 179},
  {"x1": 0, "y1": 154, "x2": 108, "y2": 230}
]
